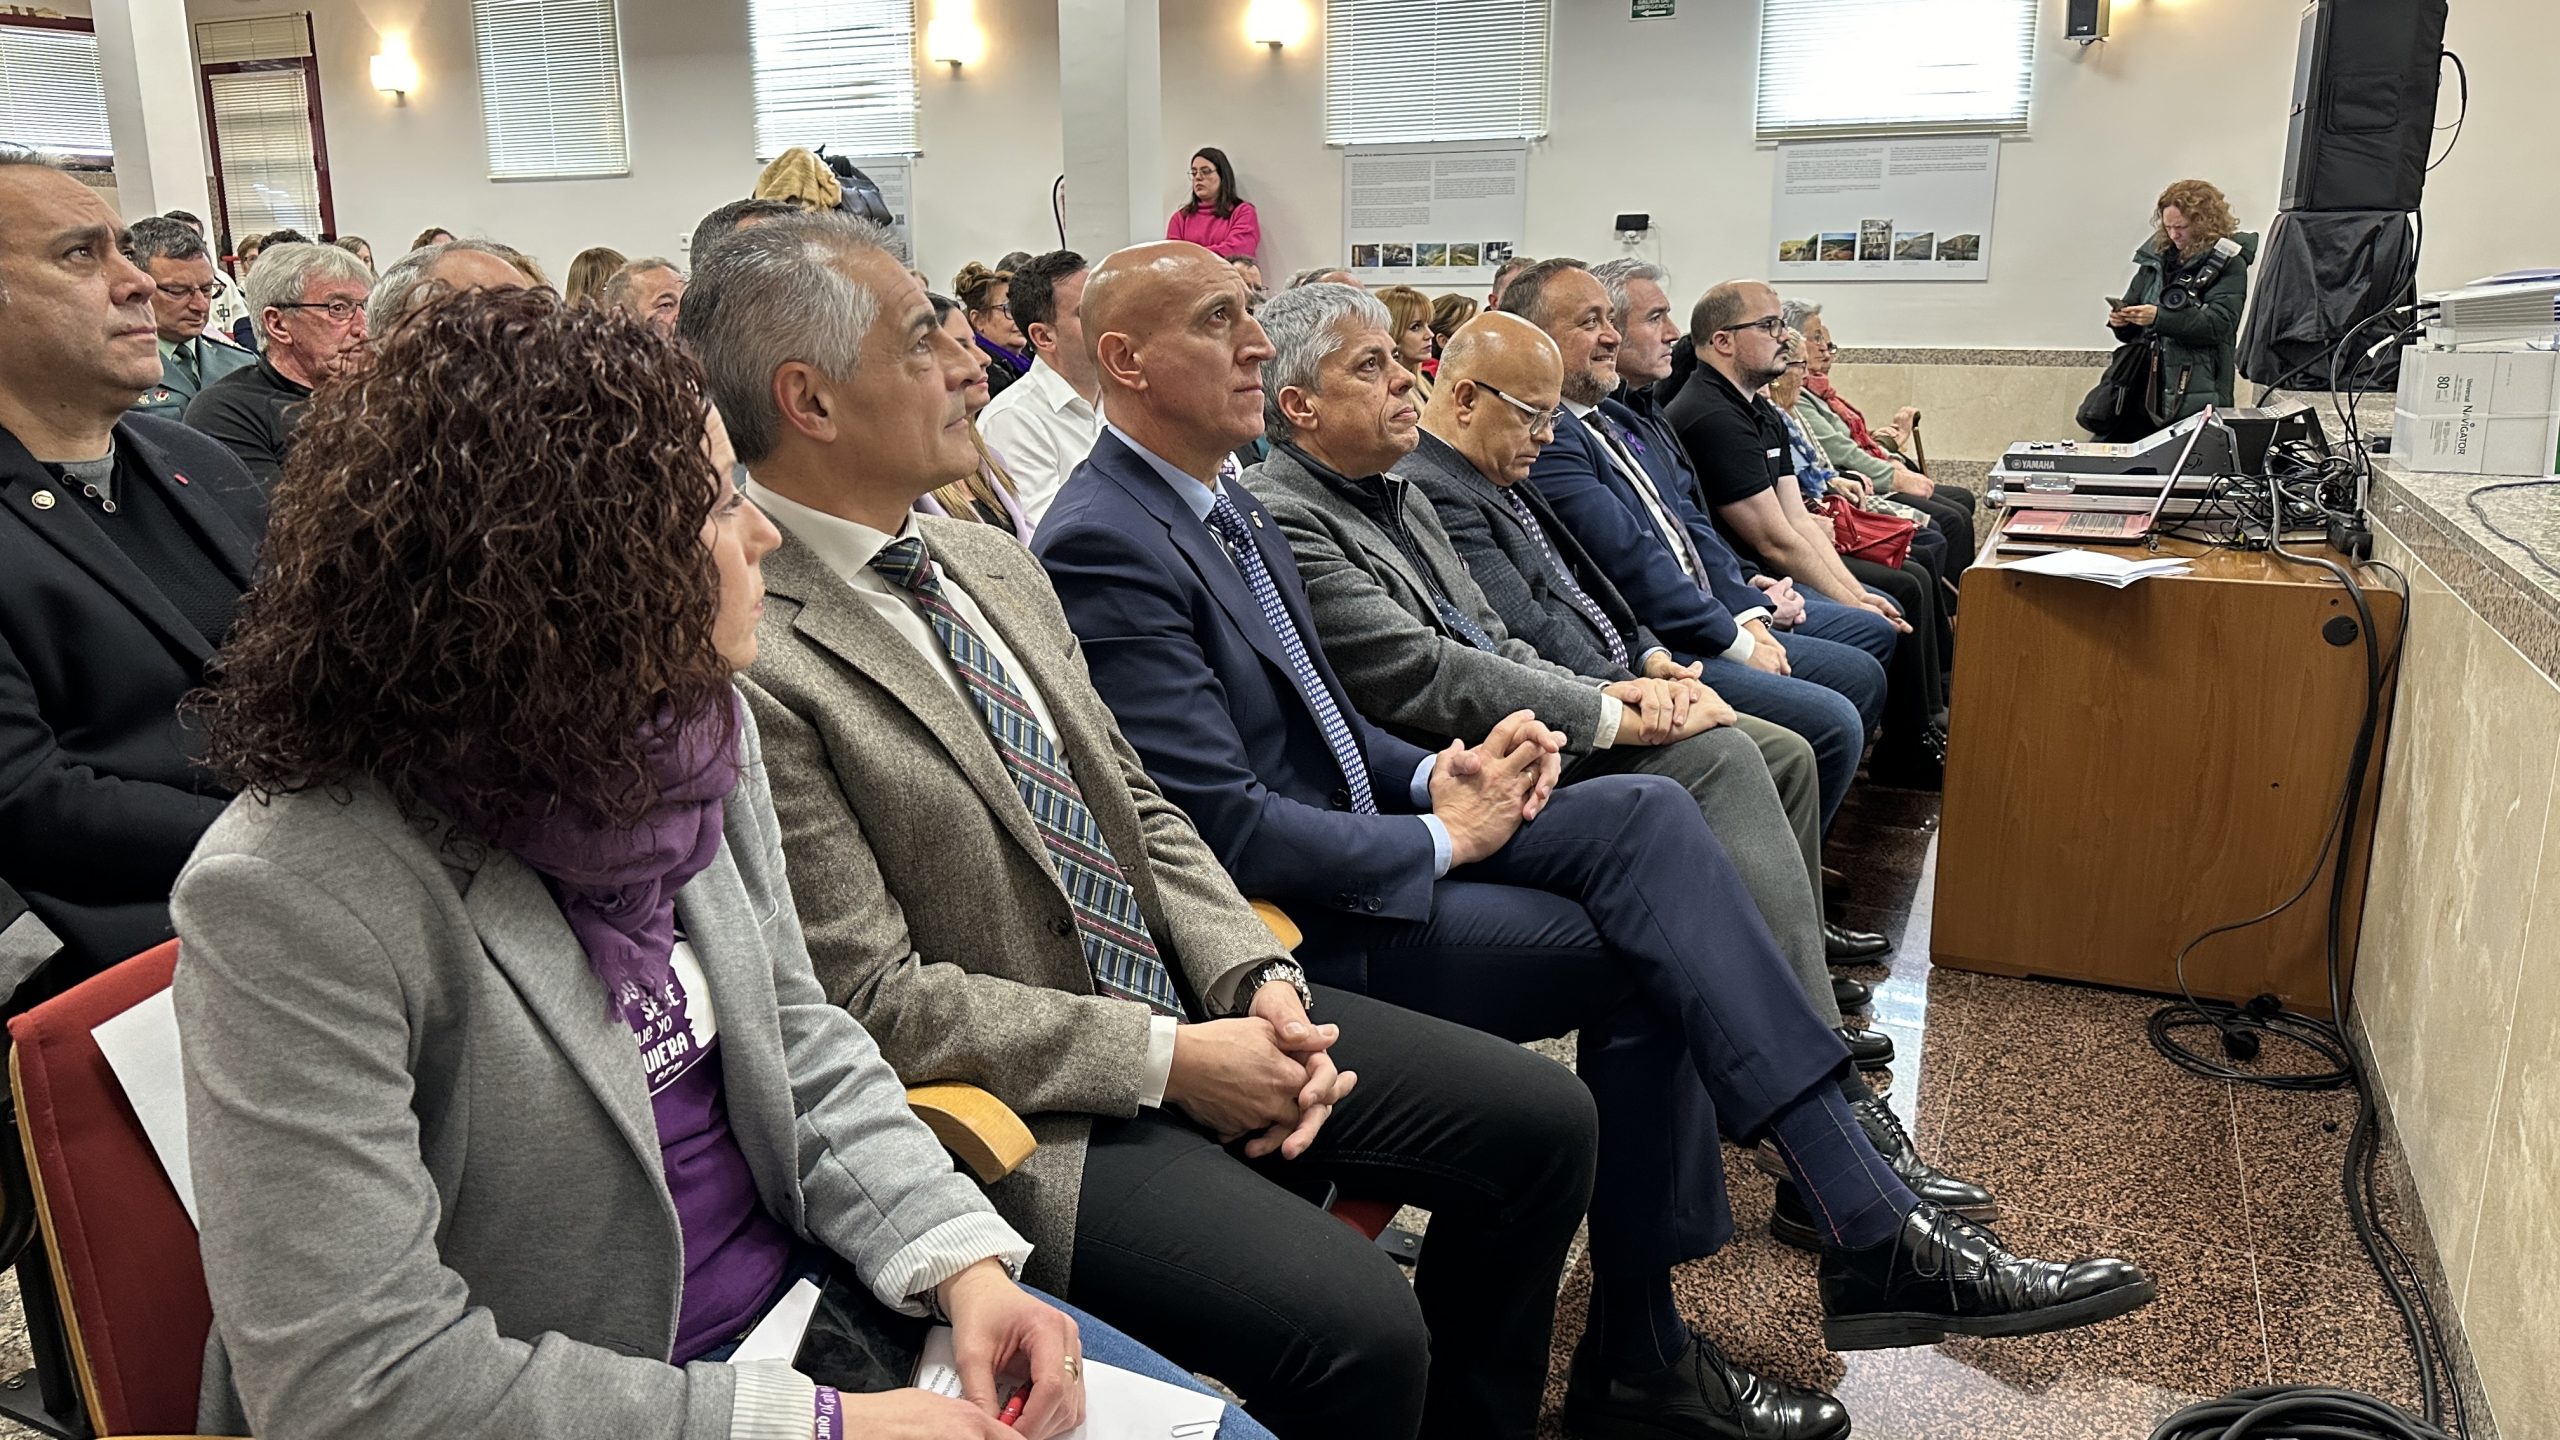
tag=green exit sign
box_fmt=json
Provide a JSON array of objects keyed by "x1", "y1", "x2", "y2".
[{"x1": 1633, "y1": 0, "x2": 1675, "y2": 15}]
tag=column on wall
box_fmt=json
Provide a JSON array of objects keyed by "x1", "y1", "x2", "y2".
[
  {"x1": 1056, "y1": 0, "x2": 1162, "y2": 259},
  {"x1": 88, "y1": 0, "x2": 212, "y2": 219}
]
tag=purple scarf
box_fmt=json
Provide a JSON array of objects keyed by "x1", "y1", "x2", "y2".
[
  {"x1": 975, "y1": 333, "x2": 1032, "y2": 375},
  {"x1": 487, "y1": 697, "x2": 742, "y2": 1017}
]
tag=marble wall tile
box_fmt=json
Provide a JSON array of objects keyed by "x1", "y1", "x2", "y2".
[
  {"x1": 1823, "y1": 361, "x2": 2104, "y2": 463},
  {"x1": 2354, "y1": 544, "x2": 2560, "y2": 1303},
  {"x1": 2456, "y1": 770, "x2": 2560, "y2": 1439}
]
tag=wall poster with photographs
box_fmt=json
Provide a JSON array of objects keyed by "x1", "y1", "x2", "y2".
[
  {"x1": 1769, "y1": 134, "x2": 1998, "y2": 283},
  {"x1": 1344, "y1": 141, "x2": 1527, "y2": 290}
]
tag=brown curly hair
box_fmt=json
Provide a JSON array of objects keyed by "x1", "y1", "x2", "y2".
[
  {"x1": 193, "y1": 288, "x2": 733, "y2": 836},
  {"x1": 2151, "y1": 179, "x2": 2237, "y2": 261}
]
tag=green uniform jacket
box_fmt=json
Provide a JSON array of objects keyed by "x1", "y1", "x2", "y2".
[
  {"x1": 2112, "y1": 230, "x2": 2257, "y2": 420},
  {"x1": 130, "y1": 334, "x2": 259, "y2": 422}
]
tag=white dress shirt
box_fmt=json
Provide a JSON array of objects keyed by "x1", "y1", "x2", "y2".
[
  {"x1": 747, "y1": 482, "x2": 1183, "y2": 1104},
  {"x1": 978, "y1": 357, "x2": 1104, "y2": 531}
]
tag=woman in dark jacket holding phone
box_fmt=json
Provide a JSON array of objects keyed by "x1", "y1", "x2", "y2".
[{"x1": 2109, "y1": 179, "x2": 2258, "y2": 420}]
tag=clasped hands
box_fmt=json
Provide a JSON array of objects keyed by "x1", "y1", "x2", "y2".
[{"x1": 1602, "y1": 656, "x2": 1738, "y2": 745}]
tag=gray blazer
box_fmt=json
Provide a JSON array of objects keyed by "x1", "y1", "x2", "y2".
[
  {"x1": 738, "y1": 519, "x2": 1289, "y2": 1295},
  {"x1": 1395, "y1": 429, "x2": 1661, "y2": 685},
  {"x1": 170, "y1": 706, "x2": 1017, "y2": 1440},
  {"x1": 1243, "y1": 443, "x2": 1614, "y2": 759}
]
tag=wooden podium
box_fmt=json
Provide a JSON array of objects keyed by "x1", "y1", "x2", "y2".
[{"x1": 1931, "y1": 534, "x2": 2402, "y2": 1019}]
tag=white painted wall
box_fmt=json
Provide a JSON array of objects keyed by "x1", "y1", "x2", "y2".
[{"x1": 70, "y1": 0, "x2": 2560, "y2": 345}]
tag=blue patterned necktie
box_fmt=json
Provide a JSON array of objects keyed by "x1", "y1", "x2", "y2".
[
  {"x1": 870, "y1": 535, "x2": 1187, "y2": 1017},
  {"x1": 1201, "y1": 493, "x2": 1379, "y2": 815},
  {"x1": 1589, "y1": 412, "x2": 1712, "y2": 583},
  {"x1": 1500, "y1": 486, "x2": 1628, "y2": 669}
]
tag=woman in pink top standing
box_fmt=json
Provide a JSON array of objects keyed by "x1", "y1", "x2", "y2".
[{"x1": 1166, "y1": 147, "x2": 1260, "y2": 259}]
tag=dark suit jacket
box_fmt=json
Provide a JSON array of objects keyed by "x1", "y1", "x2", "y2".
[
  {"x1": 1035, "y1": 430, "x2": 1441, "y2": 925},
  {"x1": 1526, "y1": 405, "x2": 1750, "y2": 665},
  {"x1": 1603, "y1": 392, "x2": 1771, "y2": 620},
  {"x1": 0, "y1": 416, "x2": 263, "y2": 978},
  {"x1": 1396, "y1": 429, "x2": 1654, "y2": 686}
]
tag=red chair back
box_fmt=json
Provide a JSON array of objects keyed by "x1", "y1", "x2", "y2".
[{"x1": 8, "y1": 941, "x2": 211, "y2": 1435}]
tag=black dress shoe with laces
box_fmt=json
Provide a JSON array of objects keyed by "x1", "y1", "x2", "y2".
[
  {"x1": 1818, "y1": 1203, "x2": 2156, "y2": 1351},
  {"x1": 1562, "y1": 1331, "x2": 1850, "y2": 1440},
  {"x1": 1836, "y1": 1024, "x2": 1894, "y2": 1070},
  {"x1": 1758, "y1": 1096, "x2": 1998, "y2": 1250},
  {"x1": 1831, "y1": 974, "x2": 1872, "y2": 1011},
  {"x1": 1822, "y1": 921, "x2": 1891, "y2": 962}
]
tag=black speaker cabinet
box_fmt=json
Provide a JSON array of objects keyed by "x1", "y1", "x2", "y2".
[
  {"x1": 2279, "y1": 0, "x2": 2450, "y2": 213},
  {"x1": 2065, "y1": 0, "x2": 2110, "y2": 42}
]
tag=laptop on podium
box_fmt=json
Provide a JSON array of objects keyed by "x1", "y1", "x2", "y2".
[{"x1": 2002, "y1": 408, "x2": 2210, "y2": 545}]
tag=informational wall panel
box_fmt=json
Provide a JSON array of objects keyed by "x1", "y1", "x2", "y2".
[
  {"x1": 1344, "y1": 141, "x2": 1527, "y2": 289},
  {"x1": 1770, "y1": 134, "x2": 2000, "y2": 283}
]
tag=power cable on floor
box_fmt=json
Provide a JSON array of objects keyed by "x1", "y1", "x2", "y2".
[{"x1": 2141, "y1": 486, "x2": 2467, "y2": 1439}]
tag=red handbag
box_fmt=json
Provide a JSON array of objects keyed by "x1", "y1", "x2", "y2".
[{"x1": 1823, "y1": 496, "x2": 1918, "y2": 568}]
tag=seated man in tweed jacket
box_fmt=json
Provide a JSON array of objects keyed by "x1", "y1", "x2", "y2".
[{"x1": 682, "y1": 212, "x2": 1597, "y2": 1440}]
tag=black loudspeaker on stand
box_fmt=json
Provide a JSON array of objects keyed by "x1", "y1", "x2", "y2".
[{"x1": 2244, "y1": 0, "x2": 2449, "y2": 396}]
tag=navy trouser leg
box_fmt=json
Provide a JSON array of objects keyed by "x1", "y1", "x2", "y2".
[{"x1": 1295, "y1": 775, "x2": 1850, "y2": 1269}]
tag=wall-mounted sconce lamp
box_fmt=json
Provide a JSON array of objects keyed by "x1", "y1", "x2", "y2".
[
  {"x1": 371, "y1": 44, "x2": 419, "y2": 103},
  {"x1": 1244, "y1": 0, "x2": 1308, "y2": 50},
  {"x1": 926, "y1": 6, "x2": 984, "y2": 71}
]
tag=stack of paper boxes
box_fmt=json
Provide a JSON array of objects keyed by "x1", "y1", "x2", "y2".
[{"x1": 2391, "y1": 348, "x2": 2560, "y2": 476}]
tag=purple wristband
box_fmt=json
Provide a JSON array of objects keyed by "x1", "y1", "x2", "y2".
[{"x1": 813, "y1": 1385, "x2": 843, "y2": 1440}]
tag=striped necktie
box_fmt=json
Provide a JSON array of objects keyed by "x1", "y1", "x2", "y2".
[
  {"x1": 1500, "y1": 486, "x2": 1629, "y2": 668},
  {"x1": 1202, "y1": 493, "x2": 1379, "y2": 815},
  {"x1": 871, "y1": 535, "x2": 1186, "y2": 1017},
  {"x1": 1588, "y1": 411, "x2": 1713, "y2": 583}
]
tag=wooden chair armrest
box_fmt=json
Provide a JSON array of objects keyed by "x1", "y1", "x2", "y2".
[
  {"x1": 905, "y1": 1082, "x2": 1035, "y2": 1185},
  {"x1": 1249, "y1": 900, "x2": 1301, "y2": 953}
]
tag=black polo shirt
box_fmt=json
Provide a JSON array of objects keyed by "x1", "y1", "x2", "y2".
[
  {"x1": 1660, "y1": 362, "x2": 1792, "y2": 511},
  {"x1": 182, "y1": 356, "x2": 310, "y2": 491}
]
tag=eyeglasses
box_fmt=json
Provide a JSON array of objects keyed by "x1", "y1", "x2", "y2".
[
  {"x1": 275, "y1": 297, "x2": 366, "y2": 323},
  {"x1": 154, "y1": 281, "x2": 222, "y2": 301},
  {"x1": 1719, "y1": 315, "x2": 1786, "y2": 338},
  {"x1": 1470, "y1": 380, "x2": 1558, "y2": 440}
]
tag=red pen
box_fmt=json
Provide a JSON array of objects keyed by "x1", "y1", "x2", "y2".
[{"x1": 998, "y1": 1385, "x2": 1030, "y2": 1428}]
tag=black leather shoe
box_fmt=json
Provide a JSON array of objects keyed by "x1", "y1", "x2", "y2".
[
  {"x1": 1562, "y1": 1330, "x2": 1850, "y2": 1440},
  {"x1": 1831, "y1": 974, "x2": 1871, "y2": 1011},
  {"x1": 1837, "y1": 1025, "x2": 1894, "y2": 1071},
  {"x1": 1823, "y1": 922, "x2": 1890, "y2": 962},
  {"x1": 1818, "y1": 1203, "x2": 2157, "y2": 1351},
  {"x1": 1868, "y1": 746, "x2": 1944, "y2": 792},
  {"x1": 1763, "y1": 1098, "x2": 1999, "y2": 1251}
]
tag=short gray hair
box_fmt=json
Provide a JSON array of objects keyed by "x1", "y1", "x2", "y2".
[
  {"x1": 244, "y1": 241, "x2": 369, "y2": 315},
  {"x1": 601, "y1": 256, "x2": 681, "y2": 309},
  {"x1": 368, "y1": 239, "x2": 522, "y2": 329},
  {"x1": 679, "y1": 211, "x2": 893, "y2": 464},
  {"x1": 127, "y1": 215, "x2": 209, "y2": 268},
  {"x1": 1255, "y1": 282, "x2": 1391, "y2": 443},
  {"x1": 1778, "y1": 297, "x2": 1822, "y2": 333},
  {"x1": 1588, "y1": 258, "x2": 1669, "y2": 324}
]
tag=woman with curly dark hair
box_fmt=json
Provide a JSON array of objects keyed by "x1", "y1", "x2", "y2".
[
  {"x1": 171, "y1": 289, "x2": 1266, "y2": 1440},
  {"x1": 2108, "y1": 178, "x2": 2257, "y2": 419}
]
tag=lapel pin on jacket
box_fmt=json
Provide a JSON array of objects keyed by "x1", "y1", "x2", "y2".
[{"x1": 30, "y1": 490, "x2": 55, "y2": 510}]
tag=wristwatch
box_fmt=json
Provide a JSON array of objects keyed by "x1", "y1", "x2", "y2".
[{"x1": 1230, "y1": 958, "x2": 1312, "y2": 1017}]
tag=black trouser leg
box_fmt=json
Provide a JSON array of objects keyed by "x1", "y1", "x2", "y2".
[
  {"x1": 1842, "y1": 555, "x2": 1942, "y2": 745},
  {"x1": 1068, "y1": 988, "x2": 1596, "y2": 1440}
]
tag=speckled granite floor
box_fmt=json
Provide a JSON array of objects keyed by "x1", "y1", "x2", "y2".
[{"x1": 1532, "y1": 781, "x2": 2431, "y2": 1439}]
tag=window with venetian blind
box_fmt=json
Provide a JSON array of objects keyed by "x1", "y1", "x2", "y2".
[
  {"x1": 195, "y1": 16, "x2": 332, "y2": 245},
  {"x1": 0, "y1": 19, "x2": 113, "y2": 165},
  {"x1": 1756, "y1": 0, "x2": 2037, "y2": 139},
  {"x1": 1323, "y1": 0, "x2": 1552, "y2": 147},
  {"x1": 748, "y1": 0, "x2": 919, "y2": 161},
  {"x1": 471, "y1": 0, "x2": 630, "y2": 180}
]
